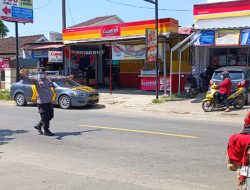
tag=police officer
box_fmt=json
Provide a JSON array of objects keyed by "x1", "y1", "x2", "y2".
[{"x1": 20, "y1": 67, "x2": 73, "y2": 136}]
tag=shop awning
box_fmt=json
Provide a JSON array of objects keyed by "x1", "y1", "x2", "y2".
[
  {"x1": 63, "y1": 33, "x2": 172, "y2": 45},
  {"x1": 26, "y1": 44, "x2": 65, "y2": 50}
]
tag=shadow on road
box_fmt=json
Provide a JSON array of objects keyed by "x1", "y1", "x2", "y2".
[
  {"x1": 0, "y1": 129, "x2": 29, "y2": 146},
  {"x1": 21, "y1": 103, "x2": 106, "y2": 110},
  {"x1": 54, "y1": 129, "x2": 102, "y2": 140},
  {"x1": 71, "y1": 104, "x2": 106, "y2": 110}
]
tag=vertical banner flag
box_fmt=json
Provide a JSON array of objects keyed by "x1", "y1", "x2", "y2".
[
  {"x1": 146, "y1": 28, "x2": 157, "y2": 63},
  {"x1": 0, "y1": 0, "x2": 33, "y2": 23}
]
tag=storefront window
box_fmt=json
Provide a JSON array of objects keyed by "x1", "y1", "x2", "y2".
[
  {"x1": 209, "y1": 47, "x2": 249, "y2": 68},
  {"x1": 228, "y1": 48, "x2": 248, "y2": 66},
  {"x1": 209, "y1": 48, "x2": 228, "y2": 68}
]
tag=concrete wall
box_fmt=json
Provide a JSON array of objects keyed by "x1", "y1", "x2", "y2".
[{"x1": 5, "y1": 68, "x2": 16, "y2": 90}]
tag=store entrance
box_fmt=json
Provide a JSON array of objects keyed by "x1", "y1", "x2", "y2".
[{"x1": 104, "y1": 60, "x2": 120, "y2": 88}]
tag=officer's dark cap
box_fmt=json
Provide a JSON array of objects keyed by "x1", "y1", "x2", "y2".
[{"x1": 38, "y1": 67, "x2": 46, "y2": 73}]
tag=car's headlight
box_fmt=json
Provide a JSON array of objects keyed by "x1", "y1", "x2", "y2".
[{"x1": 72, "y1": 91, "x2": 87, "y2": 97}]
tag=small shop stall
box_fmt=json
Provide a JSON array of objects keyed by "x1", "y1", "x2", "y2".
[
  {"x1": 63, "y1": 18, "x2": 191, "y2": 92},
  {"x1": 192, "y1": 0, "x2": 250, "y2": 78},
  {"x1": 23, "y1": 42, "x2": 65, "y2": 75}
]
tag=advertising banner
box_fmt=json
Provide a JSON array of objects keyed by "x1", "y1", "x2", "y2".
[
  {"x1": 146, "y1": 28, "x2": 157, "y2": 63},
  {"x1": 215, "y1": 30, "x2": 240, "y2": 46},
  {"x1": 0, "y1": 0, "x2": 33, "y2": 23},
  {"x1": 48, "y1": 51, "x2": 63, "y2": 63},
  {"x1": 140, "y1": 76, "x2": 170, "y2": 91},
  {"x1": 112, "y1": 43, "x2": 163, "y2": 61},
  {"x1": 32, "y1": 50, "x2": 48, "y2": 58},
  {"x1": 112, "y1": 44, "x2": 145, "y2": 60},
  {"x1": 194, "y1": 31, "x2": 214, "y2": 46},
  {"x1": 240, "y1": 29, "x2": 250, "y2": 45},
  {"x1": 0, "y1": 58, "x2": 10, "y2": 70}
]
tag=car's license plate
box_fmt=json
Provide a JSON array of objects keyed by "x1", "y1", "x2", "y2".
[
  {"x1": 91, "y1": 96, "x2": 99, "y2": 101},
  {"x1": 240, "y1": 166, "x2": 250, "y2": 177}
]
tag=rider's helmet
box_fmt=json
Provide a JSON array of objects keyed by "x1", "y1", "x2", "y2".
[{"x1": 221, "y1": 70, "x2": 229, "y2": 80}]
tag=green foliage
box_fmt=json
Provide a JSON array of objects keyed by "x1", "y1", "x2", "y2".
[
  {"x1": 0, "y1": 90, "x2": 11, "y2": 101},
  {"x1": 152, "y1": 94, "x2": 178, "y2": 104},
  {"x1": 0, "y1": 20, "x2": 9, "y2": 38}
]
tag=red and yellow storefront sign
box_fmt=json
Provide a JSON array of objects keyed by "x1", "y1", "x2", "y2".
[
  {"x1": 194, "y1": 0, "x2": 250, "y2": 20},
  {"x1": 63, "y1": 18, "x2": 178, "y2": 42}
]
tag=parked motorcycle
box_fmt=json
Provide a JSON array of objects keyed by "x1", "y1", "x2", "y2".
[
  {"x1": 202, "y1": 80, "x2": 246, "y2": 112},
  {"x1": 199, "y1": 69, "x2": 210, "y2": 93},
  {"x1": 185, "y1": 75, "x2": 198, "y2": 98}
]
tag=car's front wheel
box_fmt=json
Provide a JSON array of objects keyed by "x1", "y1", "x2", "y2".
[
  {"x1": 15, "y1": 93, "x2": 27, "y2": 106},
  {"x1": 59, "y1": 95, "x2": 72, "y2": 109}
]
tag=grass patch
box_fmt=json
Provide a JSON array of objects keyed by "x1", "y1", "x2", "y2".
[
  {"x1": 152, "y1": 94, "x2": 178, "y2": 104},
  {"x1": 0, "y1": 90, "x2": 12, "y2": 101}
]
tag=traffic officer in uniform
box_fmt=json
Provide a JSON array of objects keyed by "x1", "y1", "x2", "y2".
[{"x1": 20, "y1": 67, "x2": 73, "y2": 136}]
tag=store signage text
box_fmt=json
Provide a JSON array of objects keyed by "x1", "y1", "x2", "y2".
[
  {"x1": 194, "y1": 31, "x2": 214, "y2": 46},
  {"x1": 240, "y1": 29, "x2": 250, "y2": 45},
  {"x1": 215, "y1": 30, "x2": 240, "y2": 46},
  {"x1": 48, "y1": 51, "x2": 63, "y2": 63},
  {"x1": 32, "y1": 50, "x2": 48, "y2": 58},
  {"x1": 101, "y1": 25, "x2": 120, "y2": 37},
  {"x1": 0, "y1": 0, "x2": 33, "y2": 23},
  {"x1": 71, "y1": 50, "x2": 104, "y2": 55}
]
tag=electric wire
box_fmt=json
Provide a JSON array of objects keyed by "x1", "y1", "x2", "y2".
[
  {"x1": 104, "y1": 0, "x2": 192, "y2": 12},
  {"x1": 66, "y1": 0, "x2": 76, "y2": 25},
  {"x1": 34, "y1": 0, "x2": 53, "y2": 10}
]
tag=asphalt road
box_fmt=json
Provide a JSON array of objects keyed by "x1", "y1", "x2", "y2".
[{"x1": 0, "y1": 103, "x2": 242, "y2": 190}]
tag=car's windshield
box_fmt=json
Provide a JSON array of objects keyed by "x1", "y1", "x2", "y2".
[
  {"x1": 55, "y1": 79, "x2": 80, "y2": 88},
  {"x1": 212, "y1": 71, "x2": 244, "y2": 81}
]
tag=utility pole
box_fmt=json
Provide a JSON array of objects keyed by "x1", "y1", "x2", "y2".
[
  {"x1": 62, "y1": 0, "x2": 66, "y2": 29},
  {"x1": 144, "y1": 0, "x2": 159, "y2": 99},
  {"x1": 62, "y1": 0, "x2": 66, "y2": 75},
  {"x1": 15, "y1": 22, "x2": 19, "y2": 82}
]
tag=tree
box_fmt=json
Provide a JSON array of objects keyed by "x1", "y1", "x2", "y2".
[{"x1": 0, "y1": 20, "x2": 9, "y2": 38}]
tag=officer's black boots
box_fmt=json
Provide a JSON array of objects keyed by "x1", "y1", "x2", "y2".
[
  {"x1": 34, "y1": 125, "x2": 43, "y2": 135},
  {"x1": 43, "y1": 128, "x2": 54, "y2": 136}
]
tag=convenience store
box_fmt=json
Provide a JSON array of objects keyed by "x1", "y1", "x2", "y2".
[{"x1": 63, "y1": 18, "x2": 191, "y2": 92}]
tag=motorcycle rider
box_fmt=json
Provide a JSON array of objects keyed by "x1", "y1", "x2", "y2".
[
  {"x1": 218, "y1": 71, "x2": 232, "y2": 112},
  {"x1": 227, "y1": 112, "x2": 250, "y2": 189}
]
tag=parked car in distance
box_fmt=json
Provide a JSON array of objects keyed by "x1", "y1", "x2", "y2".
[
  {"x1": 210, "y1": 66, "x2": 250, "y2": 104},
  {"x1": 10, "y1": 76, "x2": 99, "y2": 109}
]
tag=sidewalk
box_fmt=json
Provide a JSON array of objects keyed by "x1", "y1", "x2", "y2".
[{"x1": 98, "y1": 89, "x2": 250, "y2": 122}]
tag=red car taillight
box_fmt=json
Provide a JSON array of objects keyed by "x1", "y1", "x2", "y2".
[{"x1": 238, "y1": 80, "x2": 246, "y2": 88}]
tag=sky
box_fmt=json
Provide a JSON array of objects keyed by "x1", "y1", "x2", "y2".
[{"x1": 3, "y1": 0, "x2": 206, "y2": 37}]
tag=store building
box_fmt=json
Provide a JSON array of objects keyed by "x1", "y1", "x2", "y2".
[
  {"x1": 192, "y1": 0, "x2": 250, "y2": 78},
  {"x1": 63, "y1": 17, "x2": 191, "y2": 92}
]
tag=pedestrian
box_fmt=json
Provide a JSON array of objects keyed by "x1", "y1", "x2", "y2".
[
  {"x1": 226, "y1": 112, "x2": 250, "y2": 189},
  {"x1": 19, "y1": 67, "x2": 73, "y2": 136}
]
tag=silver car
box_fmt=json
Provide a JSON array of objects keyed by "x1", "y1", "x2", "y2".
[
  {"x1": 10, "y1": 76, "x2": 99, "y2": 109},
  {"x1": 210, "y1": 66, "x2": 250, "y2": 104}
]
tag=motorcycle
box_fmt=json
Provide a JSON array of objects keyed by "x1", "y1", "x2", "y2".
[
  {"x1": 202, "y1": 80, "x2": 246, "y2": 112},
  {"x1": 240, "y1": 147, "x2": 250, "y2": 190},
  {"x1": 185, "y1": 75, "x2": 199, "y2": 98}
]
